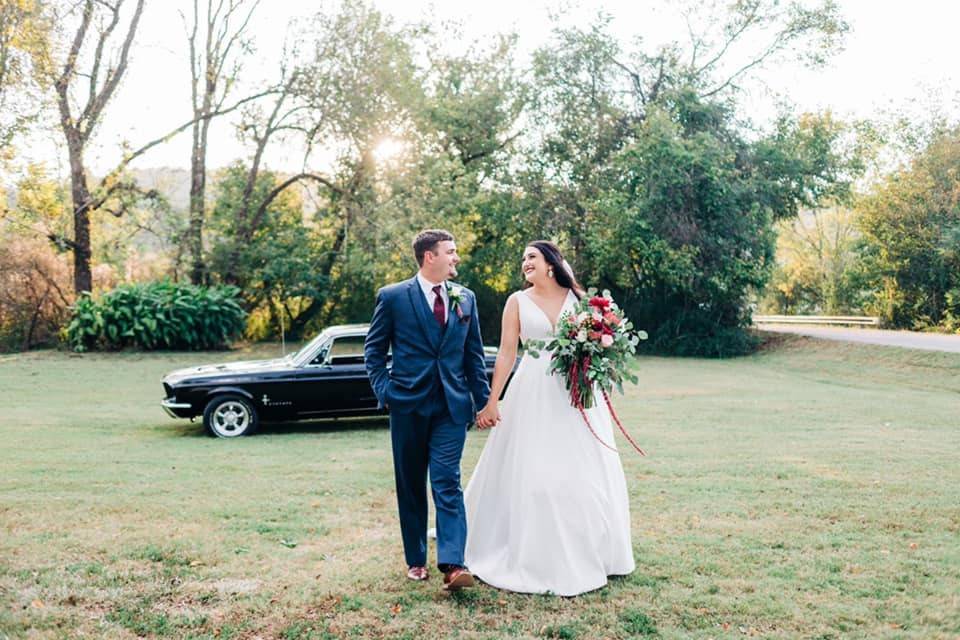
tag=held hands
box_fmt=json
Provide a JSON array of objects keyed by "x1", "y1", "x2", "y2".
[{"x1": 476, "y1": 402, "x2": 501, "y2": 429}]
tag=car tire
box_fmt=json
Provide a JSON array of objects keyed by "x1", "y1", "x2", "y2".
[{"x1": 203, "y1": 394, "x2": 259, "y2": 438}]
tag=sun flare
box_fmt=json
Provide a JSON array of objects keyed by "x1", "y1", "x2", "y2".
[{"x1": 373, "y1": 137, "x2": 408, "y2": 163}]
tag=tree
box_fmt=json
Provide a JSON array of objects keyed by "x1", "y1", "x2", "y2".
[
  {"x1": 209, "y1": 0, "x2": 422, "y2": 337},
  {"x1": 385, "y1": 31, "x2": 528, "y2": 339},
  {"x1": 761, "y1": 206, "x2": 867, "y2": 315},
  {"x1": 47, "y1": 0, "x2": 146, "y2": 294},
  {"x1": 182, "y1": 0, "x2": 260, "y2": 284},
  {"x1": 206, "y1": 164, "x2": 314, "y2": 337},
  {"x1": 857, "y1": 125, "x2": 960, "y2": 330},
  {"x1": 0, "y1": 0, "x2": 50, "y2": 151},
  {"x1": 40, "y1": 0, "x2": 265, "y2": 295},
  {"x1": 520, "y1": 6, "x2": 855, "y2": 354}
]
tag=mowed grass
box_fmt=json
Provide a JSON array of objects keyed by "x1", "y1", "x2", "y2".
[{"x1": 1, "y1": 334, "x2": 959, "y2": 639}]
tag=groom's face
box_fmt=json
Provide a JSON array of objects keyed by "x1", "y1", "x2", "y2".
[{"x1": 427, "y1": 240, "x2": 460, "y2": 280}]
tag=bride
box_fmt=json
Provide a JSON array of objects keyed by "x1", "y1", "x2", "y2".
[{"x1": 465, "y1": 241, "x2": 635, "y2": 596}]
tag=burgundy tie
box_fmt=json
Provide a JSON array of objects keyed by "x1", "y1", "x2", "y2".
[{"x1": 432, "y1": 285, "x2": 445, "y2": 328}]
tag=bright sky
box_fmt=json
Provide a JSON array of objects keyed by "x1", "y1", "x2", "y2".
[{"x1": 24, "y1": 0, "x2": 960, "y2": 177}]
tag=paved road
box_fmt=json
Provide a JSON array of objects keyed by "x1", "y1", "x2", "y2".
[{"x1": 755, "y1": 324, "x2": 960, "y2": 353}]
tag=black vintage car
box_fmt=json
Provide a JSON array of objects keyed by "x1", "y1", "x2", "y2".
[{"x1": 161, "y1": 324, "x2": 509, "y2": 437}]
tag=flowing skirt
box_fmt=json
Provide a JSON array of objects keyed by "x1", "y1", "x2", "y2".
[{"x1": 463, "y1": 353, "x2": 635, "y2": 596}]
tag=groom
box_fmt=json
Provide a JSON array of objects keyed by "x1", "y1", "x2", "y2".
[{"x1": 364, "y1": 229, "x2": 491, "y2": 591}]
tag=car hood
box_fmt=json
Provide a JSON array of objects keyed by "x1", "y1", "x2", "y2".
[{"x1": 163, "y1": 357, "x2": 293, "y2": 385}]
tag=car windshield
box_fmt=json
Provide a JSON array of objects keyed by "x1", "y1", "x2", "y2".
[{"x1": 290, "y1": 331, "x2": 332, "y2": 367}]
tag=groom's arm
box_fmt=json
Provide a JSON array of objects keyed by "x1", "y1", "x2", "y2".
[
  {"x1": 464, "y1": 290, "x2": 491, "y2": 410},
  {"x1": 364, "y1": 288, "x2": 393, "y2": 409}
]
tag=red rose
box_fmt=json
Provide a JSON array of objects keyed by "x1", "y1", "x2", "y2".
[{"x1": 589, "y1": 296, "x2": 610, "y2": 310}]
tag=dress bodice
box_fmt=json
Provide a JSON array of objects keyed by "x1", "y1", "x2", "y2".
[{"x1": 518, "y1": 289, "x2": 576, "y2": 344}]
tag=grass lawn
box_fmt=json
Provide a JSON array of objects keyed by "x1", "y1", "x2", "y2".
[{"x1": 1, "y1": 335, "x2": 958, "y2": 639}]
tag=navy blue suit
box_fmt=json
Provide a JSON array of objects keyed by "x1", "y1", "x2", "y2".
[{"x1": 364, "y1": 276, "x2": 490, "y2": 569}]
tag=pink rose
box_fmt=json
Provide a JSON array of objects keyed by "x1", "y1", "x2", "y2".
[{"x1": 601, "y1": 334, "x2": 614, "y2": 348}]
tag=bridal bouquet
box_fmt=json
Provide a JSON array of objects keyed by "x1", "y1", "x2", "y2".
[{"x1": 528, "y1": 289, "x2": 648, "y2": 455}]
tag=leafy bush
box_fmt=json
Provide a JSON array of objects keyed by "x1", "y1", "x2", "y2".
[
  {"x1": 0, "y1": 237, "x2": 73, "y2": 352},
  {"x1": 66, "y1": 281, "x2": 246, "y2": 351},
  {"x1": 645, "y1": 310, "x2": 762, "y2": 358}
]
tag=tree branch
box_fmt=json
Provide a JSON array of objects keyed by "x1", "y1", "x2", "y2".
[
  {"x1": 249, "y1": 172, "x2": 345, "y2": 232},
  {"x1": 213, "y1": 0, "x2": 259, "y2": 82},
  {"x1": 57, "y1": 0, "x2": 94, "y2": 93},
  {"x1": 609, "y1": 55, "x2": 645, "y2": 104},
  {"x1": 86, "y1": 0, "x2": 121, "y2": 119},
  {"x1": 460, "y1": 130, "x2": 522, "y2": 166},
  {"x1": 694, "y1": 2, "x2": 762, "y2": 76},
  {"x1": 698, "y1": 35, "x2": 783, "y2": 98},
  {"x1": 78, "y1": 0, "x2": 145, "y2": 140},
  {"x1": 92, "y1": 87, "x2": 276, "y2": 206}
]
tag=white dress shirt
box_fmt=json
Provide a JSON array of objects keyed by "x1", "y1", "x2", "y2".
[{"x1": 416, "y1": 272, "x2": 448, "y2": 322}]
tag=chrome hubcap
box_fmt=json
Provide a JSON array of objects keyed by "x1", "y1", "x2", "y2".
[{"x1": 212, "y1": 401, "x2": 249, "y2": 436}]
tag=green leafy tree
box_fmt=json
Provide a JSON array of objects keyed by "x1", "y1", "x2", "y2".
[
  {"x1": 761, "y1": 206, "x2": 868, "y2": 315},
  {"x1": 371, "y1": 30, "x2": 528, "y2": 339},
  {"x1": 0, "y1": 0, "x2": 51, "y2": 152},
  {"x1": 207, "y1": 163, "x2": 330, "y2": 339},
  {"x1": 523, "y1": 7, "x2": 857, "y2": 355},
  {"x1": 857, "y1": 125, "x2": 960, "y2": 330}
]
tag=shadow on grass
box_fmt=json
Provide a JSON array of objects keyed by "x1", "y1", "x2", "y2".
[
  {"x1": 163, "y1": 416, "x2": 389, "y2": 439},
  {"x1": 265, "y1": 417, "x2": 389, "y2": 435}
]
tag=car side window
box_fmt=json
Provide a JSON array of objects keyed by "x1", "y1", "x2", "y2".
[
  {"x1": 309, "y1": 345, "x2": 330, "y2": 366},
  {"x1": 329, "y1": 335, "x2": 366, "y2": 365}
]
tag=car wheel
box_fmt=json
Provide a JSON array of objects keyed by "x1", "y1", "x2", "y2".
[{"x1": 203, "y1": 394, "x2": 259, "y2": 438}]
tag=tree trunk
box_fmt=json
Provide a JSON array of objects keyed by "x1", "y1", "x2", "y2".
[
  {"x1": 53, "y1": 0, "x2": 146, "y2": 295},
  {"x1": 222, "y1": 111, "x2": 275, "y2": 285},
  {"x1": 67, "y1": 134, "x2": 93, "y2": 294},
  {"x1": 187, "y1": 114, "x2": 209, "y2": 284}
]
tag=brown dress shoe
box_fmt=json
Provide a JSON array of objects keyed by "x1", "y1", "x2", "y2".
[
  {"x1": 407, "y1": 566, "x2": 429, "y2": 581},
  {"x1": 442, "y1": 567, "x2": 475, "y2": 591}
]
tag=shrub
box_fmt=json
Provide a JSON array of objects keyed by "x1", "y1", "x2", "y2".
[
  {"x1": 65, "y1": 281, "x2": 246, "y2": 351},
  {"x1": 0, "y1": 237, "x2": 73, "y2": 352},
  {"x1": 644, "y1": 309, "x2": 762, "y2": 358}
]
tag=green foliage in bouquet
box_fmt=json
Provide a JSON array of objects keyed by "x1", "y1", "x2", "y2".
[
  {"x1": 527, "y1": 289, "x2": 646, "y2": 408},
  {"x1": 65, "y1": 281, "x2": 246, "y2": 352}
]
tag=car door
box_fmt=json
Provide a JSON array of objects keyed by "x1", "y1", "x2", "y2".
[{"x1": 294, "y1": 334, "x2": 378, "y2": 416}]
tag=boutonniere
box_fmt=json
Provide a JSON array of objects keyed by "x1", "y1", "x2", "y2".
[{"x1": 447, "y1": 284, "x2": 465, "y2": 319}]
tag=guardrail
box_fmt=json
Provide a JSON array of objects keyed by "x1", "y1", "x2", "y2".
[{"x1": 753, "y1": 315, "x2": 880, "y2": 326}]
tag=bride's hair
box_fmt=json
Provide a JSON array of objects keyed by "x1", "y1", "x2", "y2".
[{"x1": 524, "y1": 240, "x2": 585, "y2": 299}]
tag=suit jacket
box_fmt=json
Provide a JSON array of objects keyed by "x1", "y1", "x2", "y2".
[{"x1": 364, "y1": 276, "x2": 490, "y2": 425}]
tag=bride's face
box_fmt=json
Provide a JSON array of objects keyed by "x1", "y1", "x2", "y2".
[{"x1": 521, "y1": 246, "x2": 549, "y2": 284}]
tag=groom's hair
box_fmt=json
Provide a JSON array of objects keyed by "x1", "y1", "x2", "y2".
[{"x1": 413, "y1": 229, "x2": 455, "y2": 266}]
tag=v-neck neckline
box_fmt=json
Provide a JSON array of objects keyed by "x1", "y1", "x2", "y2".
[{"x1": 523, "y1": 289, "x2": 572, "y2": 332}]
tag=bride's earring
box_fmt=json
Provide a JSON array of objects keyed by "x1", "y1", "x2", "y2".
[{"x1": 547, "y1": 268, "x2": 554, "y2": 278}]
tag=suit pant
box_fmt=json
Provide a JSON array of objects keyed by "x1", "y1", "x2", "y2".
[{"x1": 389, "y1": 391, "x2": 468, "y2": 570}]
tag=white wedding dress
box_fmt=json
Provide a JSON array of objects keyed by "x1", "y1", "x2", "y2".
[{"x1": 464, "y1": 289, "x2": 635, "y2": 596}]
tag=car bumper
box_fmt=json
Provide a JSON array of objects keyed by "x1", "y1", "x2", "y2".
[{"x1": 162, "y1": 397, "x2": 193, "y2": 419}]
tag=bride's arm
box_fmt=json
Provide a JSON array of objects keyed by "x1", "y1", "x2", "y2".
[{"x1": 477, "y1": 294, "x2": 520, "y2": 428}]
